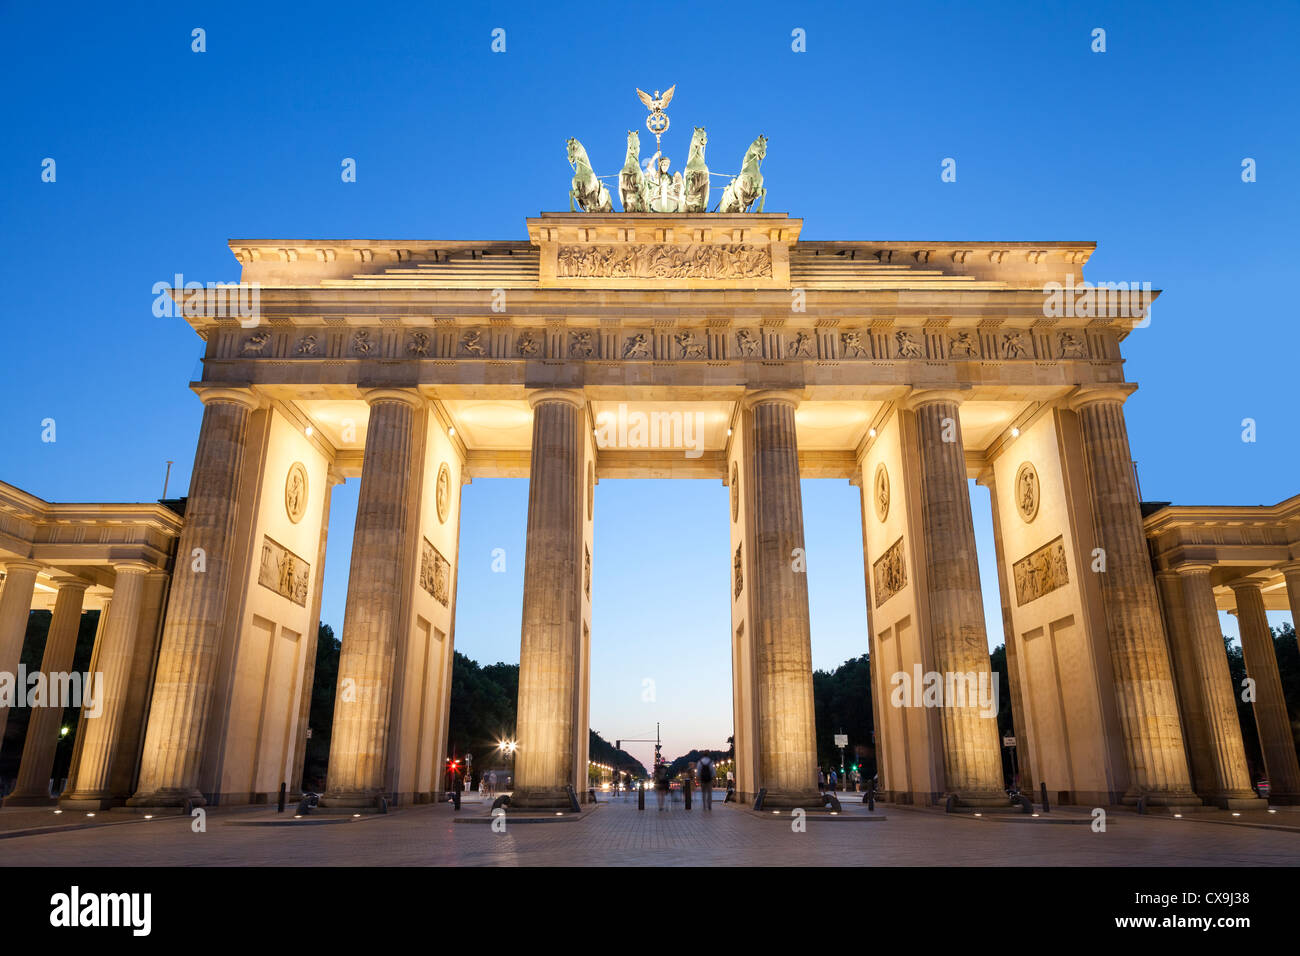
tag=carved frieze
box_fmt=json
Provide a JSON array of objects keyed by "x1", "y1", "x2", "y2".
[
  {"x1": 419, "y1": 538, "x2": 451, "y2": 607},
  {"x1": 436, "y1": 463, "x2": 451, "y2": 524},
  {"x1": 258, "y1": 536, "x2": 310, "y2": 606},
  {"x1": 873, "y1": 464, "x2": 890, "y2": 523},
  {"x1": 1013, "y1": 535, "x2": 1069, "y2": 606},
  {"x1": 1015, "y1": 462, "x2": 1040, "y2": 523},
  {"x1": 557, "y1": 243, "x2": 772, "y2": 279},
  {"x1": 584, "y1": 544, "x2": 592, "y2": 598},
  {"x1": 734, "y1": 543, "x2": 743, "y2": 598},
  {"x1": 872, "y1": 536, "x2": 907, "y2": 607},
  {"x1": 284, "y1": 462, "x2": 308, "y2": 524}
]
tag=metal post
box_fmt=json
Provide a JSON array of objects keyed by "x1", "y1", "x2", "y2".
[
  {"x1": 1040, "y1": 781, "x2": 1050, "y2": 813},
  {"x1": 277, "y1": 781, "x2": 286, "y2": 813}
]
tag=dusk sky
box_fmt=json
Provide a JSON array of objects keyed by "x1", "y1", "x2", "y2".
[{"x1": 3, "y1": 2, "x2": 1296, "y2": 772}]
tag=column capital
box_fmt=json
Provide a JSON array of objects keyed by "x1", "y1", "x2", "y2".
[
  {"x1": 1275, "y1": 560, "x2": 1300, "y2": 576},
  {"x1": 740, "y1": 389, "x2": 802, "y2": 411},
  {"x1": 194, "y1": 386, "x2": 261, "y2": 411},
  {"x1": 49, "y1": 574, "x2": 92, "y2": 592},
  {"x1": 1, "y1": 560, "x2": 43, "y2": 576},
  {"x1": 363, "y1": 387, "x2": 424, "y2": 410},
  {"x1": 526, "y1": 388, "x2": 585, "y2": 410},
  {"x1": 901, "y1": 387, "x2": 970, "y2": 411},
  {"x1": 1172, "y1": 562, "x2": 1216, "y2": 576},
  {"x1": 1066, "y1": 383, "x2": 1138, "y2": 412},
  {"x1": 1226, "y1": 574, "x2": 1269, "y2": 593},
  {"x1": 110, "y1": 560, "x2": 154, "y2": 577}
]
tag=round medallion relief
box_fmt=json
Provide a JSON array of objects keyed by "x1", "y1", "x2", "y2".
[
  {"x1": 873, "y1": 464, "x2": 890, "y2": 523},
  {"x1": 730, "y1": 462, "x2": 740, "y2": 522},
  {"x1": 436, "y1": 463, "x2": 451, "y2": 524},
  {"x1": 285, "y1": 462, "x2": 308, "y2": 524},
  {"x1": 587, "y1": 461, "x2": 594, "y2": 521},
  {"x1": 1015, "y1": 461, "x2": 1040, "y2": 523}
]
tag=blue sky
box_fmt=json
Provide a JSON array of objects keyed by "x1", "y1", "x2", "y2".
[{"x1": 2, "y1": 2, "x2": 1296, "y2": 769}]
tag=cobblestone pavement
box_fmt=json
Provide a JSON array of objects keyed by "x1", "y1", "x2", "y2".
[{"x1": 1, "y1": 797, "x2": 1297, "y2": 866}]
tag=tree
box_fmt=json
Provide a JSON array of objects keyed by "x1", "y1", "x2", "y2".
[
  {"x1": 811, "y1": 653, "x2": 873, "y2": 774},
  {"x1": 301, "y1": 623, "x2": 340, "y2": 791}
]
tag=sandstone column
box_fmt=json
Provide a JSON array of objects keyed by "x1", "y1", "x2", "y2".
[
  {"x1": 5, "y1": 576, "x2": 89, "y2": 805},
  {"x1": 1172, "y1": 566, "x2": 1262, "y2": 807},
  {"x1": 0, "y1": 561, "x2": 42, "y2": 754},
  {"x1": 1069, "y1": 385, "x2": 1197, "y2": 804},
  {"x1": 1230, "y1": 577, "x2": 1300, "y2": 802},
  {"x1": 321, "y1": 389, "x2": 423, "y2": 809},
  {"x1": 512, "y1": 390, "x2": 586, "y2": 809},
  {"x1": 744, "y1": 391, "x2": 820, "y2": 807},
  {"x1": 905, "y1": 390, "x2": 1004, "y2": 805},
  {"x1": 61, "y1": 562, "x2": 150, "y2": 809},
  {"x1": 129, "y1": 388, "x2": 258, "y2": 808}
]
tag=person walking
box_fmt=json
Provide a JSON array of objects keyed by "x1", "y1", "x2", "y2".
[
  {"x1": 828, "y1": 768, "x2": 838, "y2": 792},
  {"x1": 818, "y1": 768, "x2": 826, "y2": 791},
  {"x1": 655, "y1": 762, "x2": 670, "y2": 811},
  {"x1": 697, "y1": 754, "x2": 715, "y2": 811}
]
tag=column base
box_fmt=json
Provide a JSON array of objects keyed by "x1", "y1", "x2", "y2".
[
  {"x1": 1121, "y1": 789, "x2": 1204, "y2": 809},
  {"x1": 753, "y1": 788, "x2": 825, "y2": 810},
  {"x1": 508, "y1": 787, "x2": 579, "y2": 810},
  {"x1": 58, "y1": 792, "x2": 124, "y2": 811},
  {"x1": 949, "y1": 789, "x2": 1014, "y2": 809},
  {"x1": 2, "y1": 793, "x2": 57, "y2": 808},
  {"x1": 1207, "y1": 794, "x2": 1271, "y2": 810},
  {"x1": 124, "y1": 788, "x2": 207, "y2": 810},
  {"x1": 316, "y1": 789, "x2": 389, "y2": 812}
]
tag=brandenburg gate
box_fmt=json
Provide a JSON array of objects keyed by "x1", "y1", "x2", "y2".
[{"x1": 2, "y1": 110, "x2": 1297, "y2": 815}]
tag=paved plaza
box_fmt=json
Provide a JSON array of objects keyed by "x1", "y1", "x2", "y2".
[{"x1": 0, "y1": 796, "x2": 1295, "y2": 867}]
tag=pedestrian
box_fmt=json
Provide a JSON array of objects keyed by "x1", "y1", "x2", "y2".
[
  {"x1": 818, "y1": 768, "x2": 826, "y2": 791},
  {"x1": 829, "y1": 768, "x2": 838, "y2": 792},
  {"x1": 697, "y1": 753, "x2": 715, "y2": 810},
  {"x1": 655, "y1": 762, "x2": 670, "y2": 811},
  {"x1": 725, "y1": 770, "x2": 736, "y2": 803}
]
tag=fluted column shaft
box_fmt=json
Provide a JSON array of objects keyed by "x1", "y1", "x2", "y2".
[
  {"x1": 747, "y1": 394, "x2": 819, "y2": 805},
  {"x1": 1073, "y1": 391, "x2": 1196, "y2": 802},
  {"x1": 0, "y1": 561, "x2": 42, "y2": 753},
  {"x1": 322, "y1": 393, "x2": 421, "y2": 807},
  {"x1": 512, "y1": 392, "x2": 585, "y2": 808},
  {"x1": 1176, "y1": 567, "x2": 1258, "y2": 803},
  {"x1": 61, "y1": 563, "x2": 149, "y2": 809},
  {"x1": 1231, "y1": 579, "x2": 1300, "y2": 799},
  {"x1": 129, "y1": 391, "x2": 256, "y2": 807},
  {"x1": 6, "y1": 577, "x2": 89, "y2": 805},
  {"x1": 910, "y1": 396, "x2": 1004, "y2": 802}
]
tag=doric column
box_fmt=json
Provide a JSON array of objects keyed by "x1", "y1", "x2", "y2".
[
  {"x1": 1068, "y1": 386, "x2": 1197, "y2": 804},
  {"x1": 60, "y1": 561, "x2": 151, "y2": 809},
  {"x1": 1172, "y1": 566, "x2": 1261, "y2": 807},
  {"x1": 0, "y1": 560, "x2": 42, "y2": 753},
  {"x1": 128, "y1": 387, "x2": 259, "y2": 808},
  {"x1": 5, "y1": 576, "x2": 90, "y2": 805},
  {"x1": 905, "y1": 390, "x2": 1004, "y2": 805},
  {"x1": 744, "y1": 391, "x2": 820, "y2": 807},
  {"x1": 512, "y1": 390, "x2": 587, "y2": 809},
  {"x1": 321, "y1": 389, "x2": 423, "y2": 809},
  {"x1": 1230, "y1": 577, "x2": 1300, "y2": 802}
]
